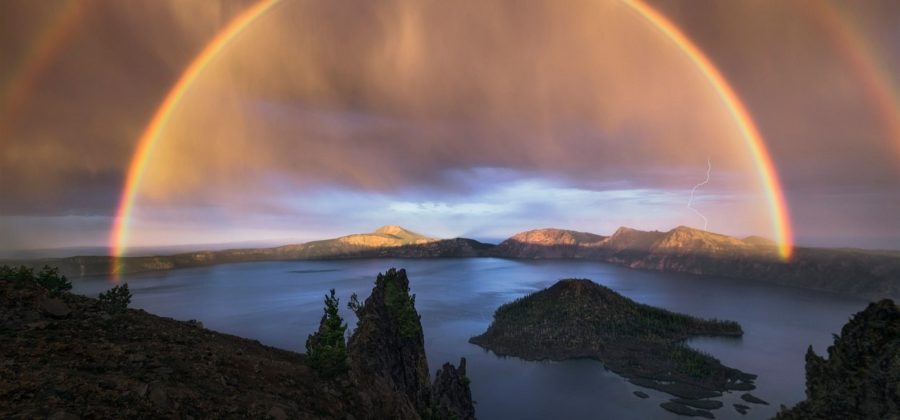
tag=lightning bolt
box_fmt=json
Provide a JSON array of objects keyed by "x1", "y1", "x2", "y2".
[{"x1": 688, "y1": 158, "x2": 712, "y2": 231}]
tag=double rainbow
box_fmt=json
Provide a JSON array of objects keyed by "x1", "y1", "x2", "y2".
[{"x1": 109, "y1": 0, "x2": 800, "y2": 274}]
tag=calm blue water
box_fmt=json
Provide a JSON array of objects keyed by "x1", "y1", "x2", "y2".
[{"x1": 72, "y1": 258, "x2": 866, "y2": 419}]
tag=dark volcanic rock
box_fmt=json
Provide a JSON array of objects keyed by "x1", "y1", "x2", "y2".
[
  {"x1": 39, "y1": 297, "x2": 70, "y2": 318},
  {"x1": 674, "y1": 398, "x2": 724, "y2": 410},
  {"x1": 733, "y1": 403, "x2": 750, "y2": 415},
  {"x1": 740, "y1": 393, "x2": 768, "y2": 405},
  {"x1": 660, "y1": 401, "x2": 715, "y2": 418},
  {"x1": 348, "y1": 268, "x2": 431, "y2": 415},
  {"x1": 776, "y1": 299, "x2": 900, "y2": 419},
  {"x1": 432, "y1": 358, "x2": 475, "y2": 420},
  {"x1": 725, "y1": 379, "x2": 756, "y2": 391},
  {"x1": 629, "y1": 378, "x2": 720, "y2": 400},
  {"x1": 347, "y1": 268, "x2": 476, "y2": 419}
]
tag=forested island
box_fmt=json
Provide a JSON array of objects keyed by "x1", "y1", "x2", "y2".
[{"x1": 470, "y1": 279, "x2": 760, "y2": 417}]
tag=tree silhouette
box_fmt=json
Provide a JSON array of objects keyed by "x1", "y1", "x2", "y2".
[{"x1": 305, "y1": 289, "x2": 348, "y2": 377}]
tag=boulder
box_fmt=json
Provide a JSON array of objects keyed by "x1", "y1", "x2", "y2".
[{"x1": 40, "y1": 298, "x2": 71, "y2": 319}]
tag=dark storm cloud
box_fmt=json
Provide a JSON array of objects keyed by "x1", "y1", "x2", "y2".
[
  {"x1": 0, "y1": 0, "x2": 255, "y2": 215},
  {"x1": 130, "y1": 0, "x2": 772, "y2": 207}
]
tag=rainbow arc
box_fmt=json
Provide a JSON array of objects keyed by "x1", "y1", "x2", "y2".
[{"x1": 110, "y1": 0, "x2": 799, "y2": 276}]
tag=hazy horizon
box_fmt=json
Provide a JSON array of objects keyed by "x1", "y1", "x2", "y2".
[{"x1": 4, "y1": 222, "x2": 899, "y2": 260}]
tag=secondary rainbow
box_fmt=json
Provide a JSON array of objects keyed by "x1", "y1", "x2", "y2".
[
  {"x1": 808, "y1": 1, "x2": 900, "y2": 165},
  {"x1": 0, "y1": 0, "x2": 88, "y2": 138},
  {"x1": 621, "y1": 0, "x2": 794, "y2": 259},
  {"x1": 111, "y1": 0, "x2": 796, "y2": 274},
  {"x1": 109, "y1": 0, "x2": 282, "y2": 275}
]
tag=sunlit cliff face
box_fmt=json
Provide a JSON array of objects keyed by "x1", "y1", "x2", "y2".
[{"x1": 127, "y1": 0, "x2": 771, "y2": 246}]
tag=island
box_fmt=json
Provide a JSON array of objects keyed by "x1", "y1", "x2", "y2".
[{"x1": 470, "y1": 279, "x2": 757, "y2": 417}]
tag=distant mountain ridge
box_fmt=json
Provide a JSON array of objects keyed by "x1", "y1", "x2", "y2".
[
  {"x1": 6, "y1": 225, "x2": 899, "y2": 301},
  {"x1": 489, "y1": 228, "x2": 606, "y2": 258},
  {"x1": 493, "y1": 225, "x2": 768, "y2": 258},
  {"x1": 273, "y1": 225, "x2": 435, "y2": 258},
  {"x1": 489, "y1": 226, "x2": 900, "y2": 301}
]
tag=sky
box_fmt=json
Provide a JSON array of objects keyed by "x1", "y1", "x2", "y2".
[{"x1": 1, "y1": 0, "x2": 898, "y2": 254}]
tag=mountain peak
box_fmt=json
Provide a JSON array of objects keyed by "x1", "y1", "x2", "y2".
[
  {"x1": 549, "y1": 278, "x2": 608, "y2": 295},
  {"x1": 603, "y1": 226, "x2": 666, "y2": 251},
  {"x1": 652, "y1": 225, "x2": 750, "y2": 254},
  {"x1": 374, "y1": 225, "x2": 423, "y2": 238},
  {"x1": 325, "y1": 226, "x2": 432, "y2": 248},
  {"x1": 611, "y1": 226, "x2": 641, "y2": 236},
  {"x1": 671, "y1": 225, "x2": 703, "y2": 233}
]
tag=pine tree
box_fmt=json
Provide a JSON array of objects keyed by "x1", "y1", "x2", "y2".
[{"x1": 305, "y1": 289, "x2": 348, "y2": 377}]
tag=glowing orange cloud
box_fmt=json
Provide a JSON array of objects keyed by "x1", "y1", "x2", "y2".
[
  {"x1": 621, "y1": 0, "x2": 794, "y2": 259},
  {"x1": 109, "y1": 0, "x2": 283, "y2": 276}
]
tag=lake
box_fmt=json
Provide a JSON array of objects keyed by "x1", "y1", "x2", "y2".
[{"x1": 72, "y1": 258, "x2": 866, "y2": 419}]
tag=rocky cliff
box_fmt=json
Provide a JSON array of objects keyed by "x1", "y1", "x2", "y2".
[
  {"x1": 775, "y1": 299, "x2": 900, "y2": 419},
  {"x1": 432, "y1": 358, "x2": 475, "y2": 420},
  {"x1": 348, "y1": 268, "x2": 432, "y2": 416},
  {"x1": 348, "y1": 268, "x2": 474, "y2": 419},
  {"x1": 0, "y1": 267, "x2": 475, "y2": 419}
]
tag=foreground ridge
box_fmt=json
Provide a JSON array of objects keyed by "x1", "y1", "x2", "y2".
[{"x1": 0, "y1": 267, "x2": 475, "y2": 419}]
